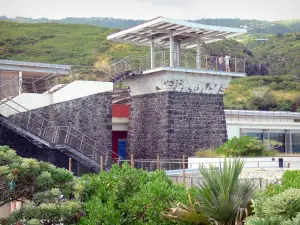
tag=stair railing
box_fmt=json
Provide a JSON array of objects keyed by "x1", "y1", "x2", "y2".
[{"x1": 0, "y1": 79, "x2": 118, "y2": 169}]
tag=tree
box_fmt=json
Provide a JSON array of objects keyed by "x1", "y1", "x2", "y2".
[{"x1": 0, "y1": 146, "x2": 83, "y2": 225}]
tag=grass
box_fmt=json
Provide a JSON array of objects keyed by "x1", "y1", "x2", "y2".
[{"x1": 0, "y1": 21, "x2": 300, "y2": 111}]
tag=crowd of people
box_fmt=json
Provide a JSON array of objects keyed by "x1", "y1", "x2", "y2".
[{"x1": 210, "y1": 53, "x2": 231, "y2": 72}]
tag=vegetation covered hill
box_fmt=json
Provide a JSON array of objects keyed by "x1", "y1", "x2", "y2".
[
  {"x1": 0, "y1": 20, "x2": 299, "y2": 111},
  {"x1": 2, "y1": 16, "x2": 300, "y2": 34}
]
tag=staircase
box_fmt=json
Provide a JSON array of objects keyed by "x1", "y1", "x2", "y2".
[{"x1": 0, "y1": 78, "x2": 113, "y2": 172}]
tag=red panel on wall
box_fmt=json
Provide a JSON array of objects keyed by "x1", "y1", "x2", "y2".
[
  {"x1": 112, "y1": 131, "x2": 128, "y2": 162},
  {"x1": 112, "y1": 104, "x2": 130, "y2": 118}
]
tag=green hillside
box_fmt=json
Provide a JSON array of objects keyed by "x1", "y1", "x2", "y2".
[
  {"x1": 2, "y1": 16, "x2": 300, "y2": 34},
  {"x1": 0, "y1": 20, "x2": 299, "y2": 111}
]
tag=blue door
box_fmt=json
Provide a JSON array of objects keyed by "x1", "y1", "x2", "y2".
[{"x1": 118, "y1": 139, "x2": 127, "y2": 159}]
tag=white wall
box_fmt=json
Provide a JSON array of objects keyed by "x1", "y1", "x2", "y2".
[
  {"x1": 0, "y1": 93, "x2": 52, "y2": 117},
  {"x1": 53, "y1": 81, "x2": 113, "y2": 104},
  {"x1": 188, "y1": 157, "x2": 300, "y2": 169},
  {"x1": 122, "y1": 69, "x2": 232, "y2": 96},
  {"x1": 0, "y1": 81, "x2": 113, "y2": 117}
]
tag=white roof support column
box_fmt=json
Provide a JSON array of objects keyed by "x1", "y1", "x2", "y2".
[
  {"x1": 175, "y1": 40, "x2": 181, "y2": 67},
  {"x1": 150, "y1": 41, "x2": 155, "y2": 69},
  {"x1": 18, "y1": 71, "x2": 22, "y2": 95},
  {"x1": 196, "y1": 37, "x2": 201, "y2": 69},
  {"x1": 169, "y1": 36, "x2": 174, "y2": 67}
]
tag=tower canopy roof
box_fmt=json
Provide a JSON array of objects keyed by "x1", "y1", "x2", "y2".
[{"x1": 107, "y1": 17, "x2": 247, "y2": 49}]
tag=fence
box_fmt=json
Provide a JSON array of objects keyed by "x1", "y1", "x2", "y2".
[
  {"x1": 105, "y1": 51, "x2": 246, "y2": 80},
  {"x1": 117, "y1": 154, "x2": 300, "y2": 188}
]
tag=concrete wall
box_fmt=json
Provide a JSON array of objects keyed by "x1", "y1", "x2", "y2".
[
  {"x1": 0, "y1": 93, "x2": 52, "y2": 117},
  {"x1": 188, "y1": 157, "x2": 300, "y2": 169},
  {"x1": 122, "y1": 70, "x2": 232, "y2": 96},
  {"x1": 127, "y1": 92, "x2": 227, "y2": 159},
  {"x1": 53, "y1": 81, "x2": 113, "y2": 104}
]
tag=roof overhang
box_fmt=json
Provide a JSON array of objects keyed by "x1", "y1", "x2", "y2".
[
  {"x1": 107, "y1": 17, "x2": 247, "y2": 49},
  {"x1": 0, "y1": 60, "x2": 71, "y2": 75}
]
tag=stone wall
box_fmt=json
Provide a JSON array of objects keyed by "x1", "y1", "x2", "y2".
[
  {"x1": 16, "y1": 92, "x2": 112, "y2": 151},
  {"x1": 0, "y1": 124, "x2": 92, "y2": 175},
  {"x1": 127, "y1": 92, "x2": 227, "y2": 159}
]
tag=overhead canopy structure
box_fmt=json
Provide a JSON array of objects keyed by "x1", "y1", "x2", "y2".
[{"x1": 107, "y1": 17, "x2": 247, "y2": 49}]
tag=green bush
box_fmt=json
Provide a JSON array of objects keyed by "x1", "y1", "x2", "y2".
[
  {"x1": 245, "y1": 216, "x2": 283, "y2": 225},
  {"x1": 265, "y1": 170, "x2": 300, "y2": 196},
  {"x1": 251, "y1": 189, "x2": 300, "y2": 223},
  {"x1": 215, "y1": 136, "x2": 279, "y2": 157},
  {"x1": 248, "y1": 91, "x2": 278, "y2": 111},
  {"x1": 76, "y1": 163, "x2": 193, "y2": 225}
]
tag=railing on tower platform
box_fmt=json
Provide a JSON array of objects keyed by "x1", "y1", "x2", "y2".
[{"x1": 105, "y1": 51, "x2": 246, "y2": 81}]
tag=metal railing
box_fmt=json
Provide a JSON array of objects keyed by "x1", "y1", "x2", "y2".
[
  {"x1": 225, "y1": 109, "x2": 300, "y2": 122},
  {"x1": 0, "y1": 79, "x2": 116, "y2": 170},
  {"x1": 118, "y1": 158, "x2": 300, "y2": 172},
  {"x1": 168, "y1": 175, "x2": 273, "y2": 190},
  {"x1": 105, "y1": 51, "x2": 246, "y2": 80}
]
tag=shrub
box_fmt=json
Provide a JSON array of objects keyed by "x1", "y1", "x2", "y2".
[
  {"x1": 252, "y1": 189, "x2": 300, "y2": 221},
  {"x1": 248, "y1": 91, "x2": 278, "y2": 111},
  {"x1": 215, "y1": 136, "x2": 279, "y2": 157},
  {"x1": 77, "y1": 163, "x2": 192, "y2": 225},
  {"x1": 245, "y1": 216, "x2": 283, "y2": 225},
  {"x1": 265, "y1": 170, "x2": 300, "y2": 196}
]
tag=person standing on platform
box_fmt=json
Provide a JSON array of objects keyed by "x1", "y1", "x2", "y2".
[
  {"x1": 211, "y1": 54, "x2": 216, "y2": 70},
  {"x1": 218, "y1": 54, "x2": 224, "y2": 71},
  {"x1": 225, "y1": 53, "x2": 231, "y2": 72}
]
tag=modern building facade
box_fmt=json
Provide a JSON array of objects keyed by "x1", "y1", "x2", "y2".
[{"x1": 112, "y1": 105, "x2": 300, "y2": 157}]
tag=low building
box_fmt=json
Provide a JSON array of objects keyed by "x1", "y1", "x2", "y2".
[{"x1": 112, "y1": 105, "x2": 300, "y2": 157}]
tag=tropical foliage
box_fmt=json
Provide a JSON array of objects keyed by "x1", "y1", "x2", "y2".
[
  {"x1": 264, "y1": 170, "x2": 300, "y2": 196},
  {"x1": 76, "y1": 163, "x2": 193, "y2": 225},
  {"x1": 213, "y1": 136, "x2": 280, "y2": 157},
  {"x1": 164, "y1": 159, "x2": 255, "y2": 225},
  {"x1": 246, "y1": 189, "x2": 300, "y2": 225},
  {"x1": 0, "y1": 146, "x2": 83, "y2": 225}
]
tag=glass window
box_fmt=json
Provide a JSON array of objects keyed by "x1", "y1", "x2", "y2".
[
  {"x1": 245, "y1": 132, "x2": 263, "y2": 140},
  {"x1": 269, "y1": 133, "x2": 285, "y2": 153},
  {"x1": 292, "y1": 134, "x2": 300, "y2": 153}
]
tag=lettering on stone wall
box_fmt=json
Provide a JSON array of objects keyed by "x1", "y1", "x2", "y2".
[{"x1": 162, "y1": 80, "x2": 226, "y2": 94}]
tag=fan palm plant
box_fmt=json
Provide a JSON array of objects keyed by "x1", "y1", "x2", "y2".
[
  {"x1": 163, "y1": 158, "x2": 255, "y2": 225},
  {"x1": 198, "y1": 158, "x2": 255, "y2": 225}
]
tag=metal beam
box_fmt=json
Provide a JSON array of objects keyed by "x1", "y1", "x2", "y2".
[{"x1": 153, "y1": 28, "x2": 194, "y2": 42}]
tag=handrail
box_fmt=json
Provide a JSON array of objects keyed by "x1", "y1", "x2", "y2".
[
  {"x1": 0, "y1": 98, "x2": 110, "y2": 161},
  {"x1": 0, "y1": 79, "x2": 121, "y2": 167},
  {"x1": 104, "y1": 50, "x2": 247, "y2": 81}
]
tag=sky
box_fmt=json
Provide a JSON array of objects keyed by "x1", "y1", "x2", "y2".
[{"x1": 0, "y1": 0, "x2": 299, "y2": 21}]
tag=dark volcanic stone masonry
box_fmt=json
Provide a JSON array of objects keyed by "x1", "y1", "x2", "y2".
[
  {"x1": 127, "y1": 92, "x2": 228, "y2": 159},
  {"x1": 17, "y1": 92, "x2": 112, "y2": 151},
  {"x1": 5, "y1": 92, "x2": 112, "y2": 169}
]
